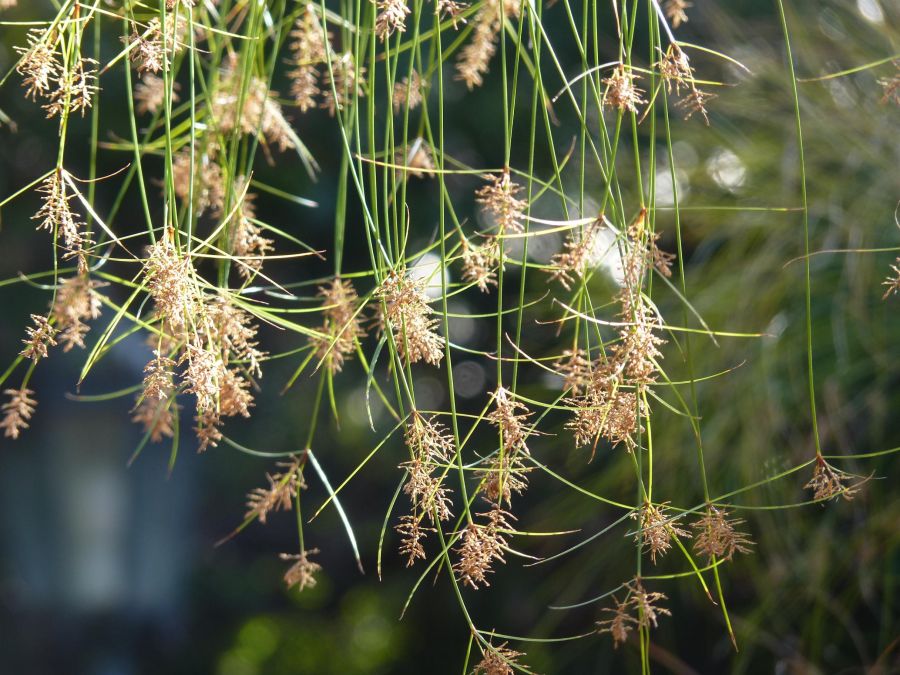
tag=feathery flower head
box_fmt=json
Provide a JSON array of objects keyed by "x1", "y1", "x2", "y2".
[
  {"x1": 288, "y1": 5, "x2": 329, "y2": 112},
  {"x1": 20, "y1": 314, "x2": 57, "y2": 362},
  {"x1": 132, "y1": 396, "x2": 177, "y2": 443},
  {"x1": 547, "y1": 217, "x2": 606, "y2": 290},
  {"x1": 676, "y1": 86, "x2": 716, "y2": 124},
  {"x1": 33, "y1": 171, "x2": 84, "y2": 253},
  {"x1": 401, "y1": 457, "x2": 454, "y2": 521},
  {"x1": 135, "y1": 73, "x2": 178, "y2": 115},
  {"x1": 229, "y1": 177, "x2": 274, "y2": 280},
  {"x1": 453, "y1": 506, "x2": 513, "y2": 589},
  {"x1": 321, "y1": 52, "x2": 366, "y2": 116},
  {"x1": 663, "y1": 0, "x2": 691, "y2": 28},
  {"x1": 280, "y1": 548, "x2": 321, "y2": 592},
  {"x1": 405, "y1": 410, "x2": 455, "y2": 463},
  {"x1": 566, "y1": 386, "x2": 642, "y2": 452},
  {"x1": 597, "y1": 578, "x2": 670, "y2": 647},
  {"x1": 455, "y1": 1, "x2": 501, "y2": 89},
  {"x1": 476, "y1": 169, "x2": 527, "y2": 235},
  {"x1": 437, "y1": 0, "x2": 468, "y2": 27},
  {"x1": 143, "y1": 236, "x2": 197, "y2": 334},
  {"x1": 460, "y1": 236, "x2": 500, "y2": 292},
  {"x1": 401, "y1": 138, "x2": 436, "y2": 179},
  {"x1": 375, "y1": 271, "x2": 445, "y2": 366},
  {"x1": 309, "y1": 278, "x2": 365, "y2": 374},
  {"x1": 602, "y1": 65, "x2": 645, "y2": 114},
  {"x1": 194, "y1": 409, "x2": 223, "y2": 452},
  {"x1": 214, "y1": 58, "x2": 296, "y2": 151},
  {"x1": 805, "y1": 456, "x2": 861, "y2": 502},
  {"x1": 632, "y1": 502, "x2": 690, "y2": 564},
  {"x1": 487, "y1": 386, "x2": 532, "y2": 454},
  {"x1": 878, "y1": 62, "x2": 900, "y2": 106},
  {"x1": 692, "y1": 506, "x2": 754, "y2": 561},
  {"x1": 246, "y1": 456, "x2": 305, "y2": 524},
  {"x1": 1, "y1": 388, "x2": 37, "y2": 440},
  {"x1": 172, "y1": 146, "x2": 225, "y2": 217},
  {"x1": 472, "y1": 642, "x2": 526, "y2": 675},
  {"x1": 555, "y1": 348, "x2": 593, "y2": 395},
  {"x1": 15, "y1": 29, "x2": 60, "y2": 100},
  {"x1": 392, "y1": 71, "x2": 426, "y2": 113},
  {"x1": 51, "y1": 275, "x2": 105, "y2": 352},
  {"x1": 396, "y1": 514, "x2": 433, "y2": 566},
  {"x1": 374, "y1": 0, "x2": 411, "y2": 41},
  {"x1": 882, "y1": 258, "x2": 900, "y2": 298},
  {"x1": 480, "y1": 453, "x2": 530, "y2": 506},
  {"x1": 656, "y1": 44, "x2": 693, "y2": 94}
]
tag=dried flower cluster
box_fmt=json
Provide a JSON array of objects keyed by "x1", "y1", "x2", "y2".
[
  {"x1": 632, "y1": 502, "x2": 690, "y2": 564},
  {"x1": 547, "y1": 218, "x2": 606, "y2": 290},
  {"x1": 692, "y1": 506, "x2": 754, "y2": 561},
  {"x1": 321, "y1": 52, "x2": 366, "y2": 116},
  {"x1": 139, "y1": 236, "x2": 266, "y2": 450},
  {"x1": 396, "y1": 412, "x2": 455, "y2": 564},
  {"x1": 375, "y1": 271, "x2": 445, "y2": 365},
  {"x1": 374, "y1": 0, "x2": 411, "y2": 41},
  {"x1": 309, "y1": 278, "x2": 366, "y2": 373},
  {"x1": 246, "y1": 456, "x2": 306, "y2": 524},
  {"x1": 51, "y1": 275, "x2": 105, "y2": 351},
  {"x1": 597, "y1": 578, "x2": 671, "y2": 648},
  {"x1": 132, "y1": 352, "x2": 179, "y2": 443},
  {"x1": 230, "y1": 177, "x2": 274, "y2": 280},
  {"x1": 33, "y1": 171, "x2": 86, "y2": 260},
  {"x1": 603, "y1": 65, "x2": 645, "y2": 114},
  {"x1": 392, "y1": 71, "x2": 426, "y2": 113},
  {"x1": 472, "y1": 642, "x2": 526, "y2": 675},
  {"x1": 127, "y1": 13, "x2": 187, "y2": 75},
  {"x1": 805, "y1": 456, "x2": 860, "y2": 502},
  {"x1": 455, "y1": 0, "x2": 519, "y2": 89},
  {"x1": 19, "y1": 314, "x2": 57, "y2": 362},
  {"x1": 213, "y1": 58, "x2": 295, "y2": 152},
  {"x1": 656, "y1": 45, "x2": 716, "y2": 123},
  {"x1": 14, "y1": 28, "x2": 97, "y2": 118},
  {"x1": 663, "y1": 0, "x2": 691, "y2": 29},
  {"x1": 460, "y1": 235, "x2": 500, "y2": 292},
  {"x1": 280, "y1": 548, "x2": 321, "y2": 592},
  {"x1": 1, "y1": 388, "x2": 37, "y2": 440},
  {"x1": 476, "y1": 169, "x2": 527, "y2": 235},
  {"x1": 134, "y1": 73, "x2": 177, "y2": 116},
  {"x1": 288, "y1": 5, "x2": 330, "y2": 112},
  {"x1": 881, "y1": 257, "x2": 900, "y2": 299},
  {"x1": 400, "y1": 137, "x2": 436, "y2": 178},
  {"x1": 454, "y1": 506, "x2": 514, "y2": 588}
]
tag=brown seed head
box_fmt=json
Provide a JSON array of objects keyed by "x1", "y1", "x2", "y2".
[
  {"x1": 663, "y1": 0, "x2": 691, "y2": 28},
  {"x1": 246, "y1": 456, "x2": 305, "y2": 524},
  {"x1": 692, "y1": 506, "x2": 754, "y2": 561},
  {"x1": 460, "y1": 236, "x2": 500, "y2": 292},
  {"x1": 374, "y1": 0, "x2": 411, "y2": 41},
  {"x1": 280, "y1": 548, "x2": 321, "y2": 592},
  {"x1": 632, "y1": 502, "x2": 690, "y2": 564},
  {"x1": 20, "y1": 314, "x2": 57, "y2": 362},
  {"x1": 375, "y1": 271, "x2": 444, "y2": 366},
  {"x1": 476, "y1": 169, "x2": 527, "y2": 235},
  {"x1": 472, "y1": 642, "x2": 526, "y2": 675},
  {"x1": 309, "y1": 278, "x2": 366, "y2": 374},
  {"x1": 1, "y1": 388, "x2": 37, "y2": 440},
  {"x1": 603, "y1": 65, "x2": 645, "y2": 114}
]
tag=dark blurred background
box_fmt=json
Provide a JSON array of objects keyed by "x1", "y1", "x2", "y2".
[{"x1": 1, "y1": 0, "x2": 899, "y2": 673}]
